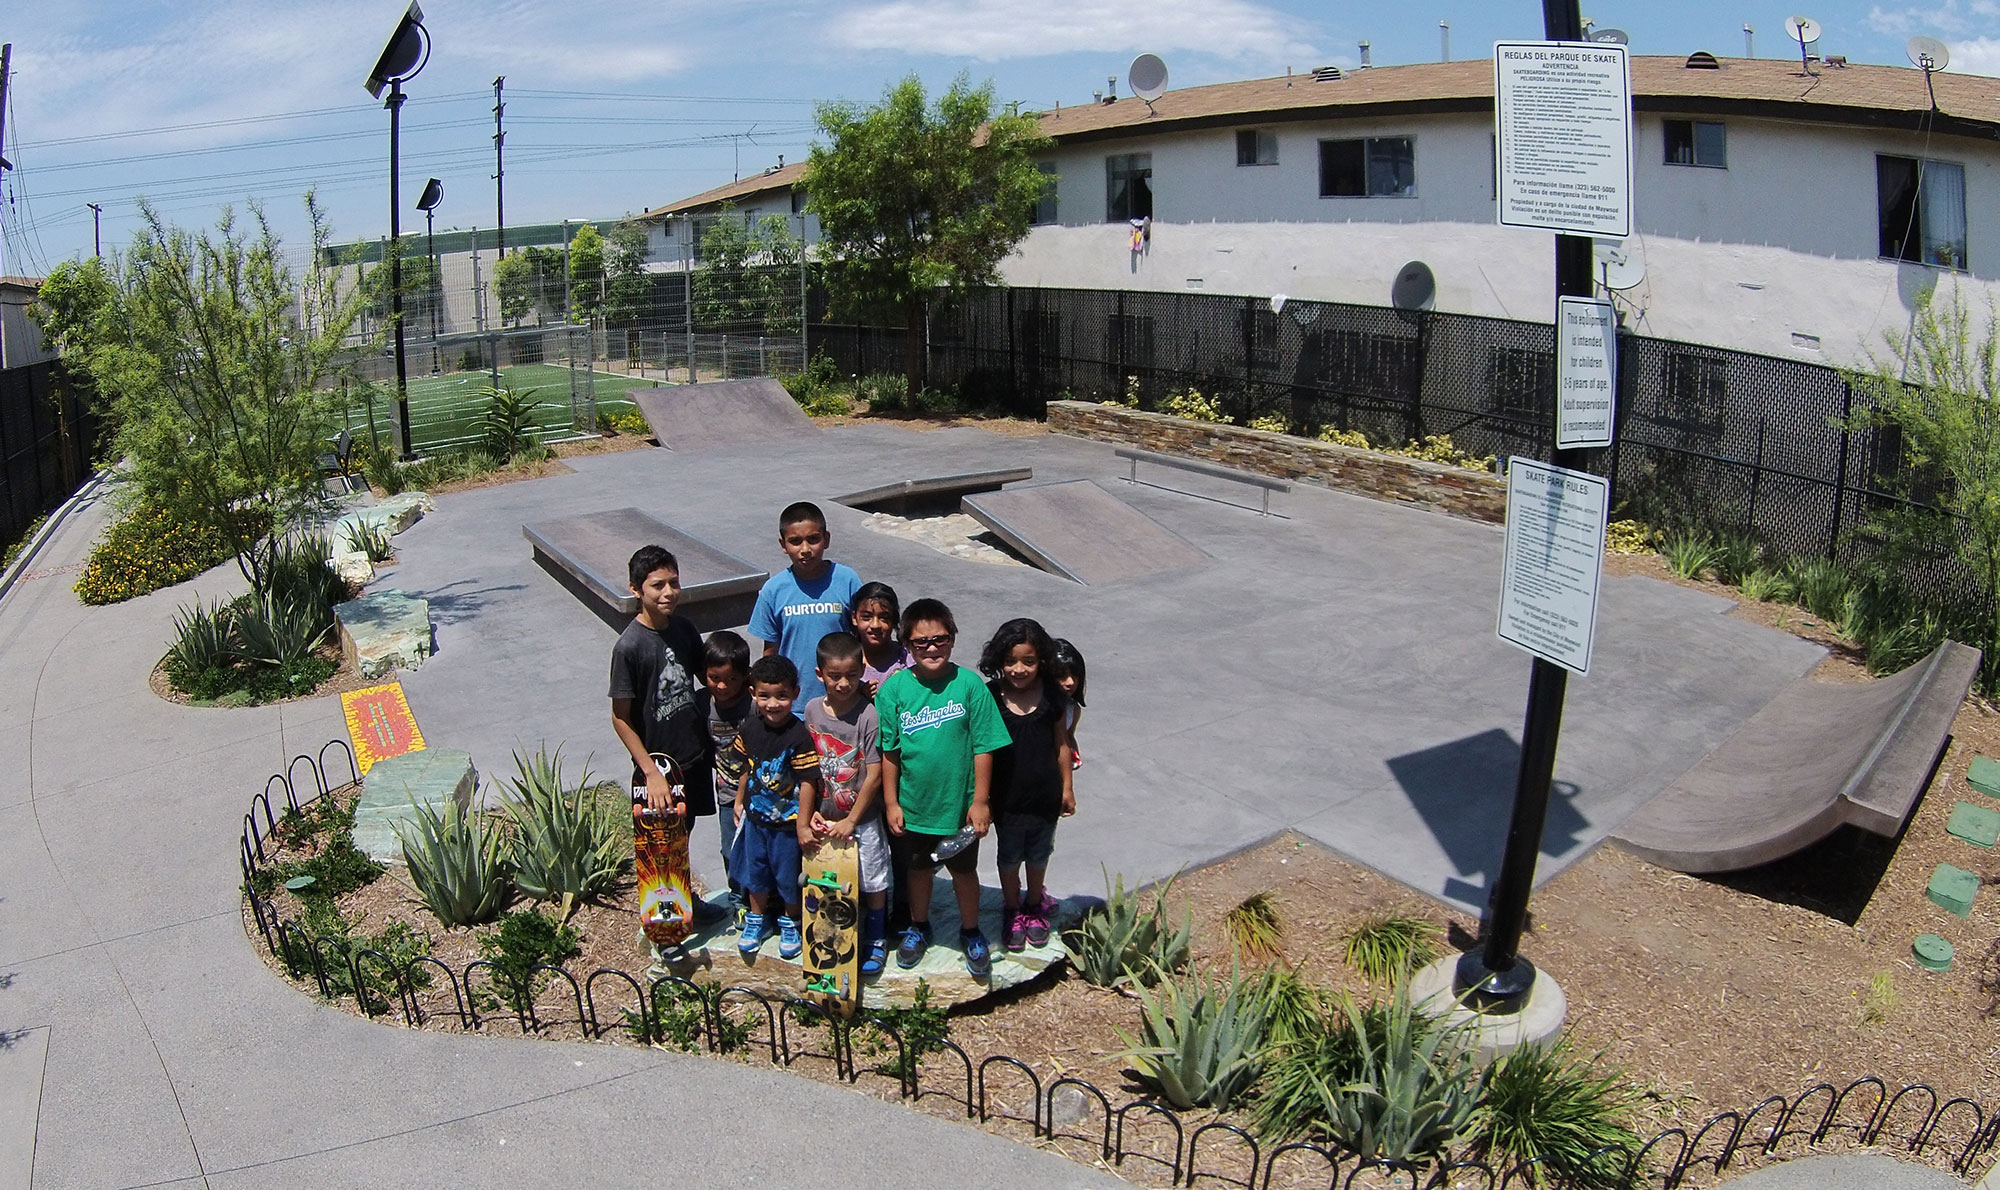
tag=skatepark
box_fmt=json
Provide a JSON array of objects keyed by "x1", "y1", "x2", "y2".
[{"x1": 0, "y1": 385, "x2": 1983, "y2": 1186}]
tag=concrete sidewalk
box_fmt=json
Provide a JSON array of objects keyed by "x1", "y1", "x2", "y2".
[{"x1": 0, "y1": 481, "x2": 1126, "y2": 1188}]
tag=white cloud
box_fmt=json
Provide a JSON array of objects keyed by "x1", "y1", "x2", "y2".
[
  {"x1": 1948, "y1": 33, "x2": 2000, "y2": 72},
  {"x1": 1866, "y1": 0, "x2": 1988, "y2": 36},
  {"x1": 829, "y1": 0, "x2": 1316, "y2": 62}
]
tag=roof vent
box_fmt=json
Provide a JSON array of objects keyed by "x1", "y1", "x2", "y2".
[
  {"x1": 1685, "y1": 51, "x2": 1720, "y2": 69},
  {"x1": 1312, "y1": 65, "x2": 1342, "y2": 82}
]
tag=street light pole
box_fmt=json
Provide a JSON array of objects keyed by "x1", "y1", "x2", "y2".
[
  {"x1": 87, "y1": 203, "x2": 102, "y2": 258},
  {"x1": 364, "y1": 3, "x2": 430, "y2": 460}
]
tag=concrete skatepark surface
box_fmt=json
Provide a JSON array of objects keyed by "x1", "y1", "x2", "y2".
[
  {"x1": 630, "y1": 377, "x2": 820, "y2": 452},
  {"x1": 0, "y1": 420, "x2": 1837, "y2": 1186}
]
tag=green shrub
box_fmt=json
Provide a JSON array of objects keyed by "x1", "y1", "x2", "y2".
[
  {"x1": 780, "y1": 352, "x2": 841, "y2": 402},
  {"x1": 476, "y1": 909, "x2": 579, "y2": 1014},
  {"x1": 2, "y1": 512, "x2": 48, "y2": 571},
  {"x1": 624, "y1": 980, "x2": 707, "y2": 1051},
  {"x1": 1252, "y1": 996, "x2": 1378, "y2": 1139},
  {"x1": 1786, "y1": 556, "x2": 1855, "y2": 622},
  {"x1": 1318, "y1": 425, "x2": 1371, "y2": 449},
  {"x1": 1064, "y1": 867, "x2": 1193, "y2": 989},
  {"x1": 1468, "y1": 1035, "x2": 1642, "y2": 1188},
  {"x1": 242, "y1": 655, "x2": 338, "y2": 702},
  {"x1": 233, "y1": 589, "x2": 330, "y2": 670},
  {"x1": 1605, "y1": 519, "x2": 1653, "y2": 555},
  {"x1": 854, "y1": 372, "x2": 906, "y2": 410},
  {"x1": 1660, "y1": 532, "x2": 1717, "y2": 582},
  {"x1": 500, "y1": 746, "x2": 627, "y2": 920},
  {"x1": 798, "y1": 389, "x2": 853, "y2": 417},
  {"x1": 479, "y1": 385, "x2": 545, "y2": 461},
  {"x1": 1737, "y1": 567, "x2": 1795, "y2": 603},
  {"x1": 1119, "y1": 962, "x2": 1273, "y2": 1110},
  {"x1": 1223, "y1": 890, "x2": 1283, "y2": 960},
  {"x1": 341, "y1": 519, "x2": 394, "y2": 563},
  {"x1": 397, "y1": 798, "x2": 511, "y2": 927},
  {"x1": 74, "y1": 499, "x2": 230, "y2": 604},
  {"x1": 1342, "y1": 911, "x2": 1445, "y2": 984},
  {"x1": 362, "y1": 445, "x2": 407, "y2": 495},
  {"x1": 1255, "y1": 963, "x2": 1333, "y2": 1046},
  {"x1": 1159, "y1": 386, "x2": 1230, "y2": 423},
  {"x1": 279, "y1": 899, "x2": 432, "y2": 1012},
  {"x1": 861, "y1": 979, "x2": 949, "y2": 1080},
  {"x1": 166, "y1": 600, "x2": 236, "y2": 675},
  {"x1": 1385, "y1": 434, "x2": 1496, "y2": 473},
  {"x1": 1709, "y1": 533, "x2": 1764, "y2": 586},
  {"x1": 600, "y1": 406, "x2": 652, "y2": 437}
]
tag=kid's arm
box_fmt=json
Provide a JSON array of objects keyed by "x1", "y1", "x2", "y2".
[
  {"x1": 968, "y1": 752, "x2": 993, "y2": 836},
  {"x1": 612, "y1": 698, "x2": 674, "y2": 812},
  {"x1": 795, "y1": 774, "x2": 820, "y2": 849},
  {"x1": 880, "y1": 751, "x2": 904, "y2": 834},
  {"x1": 1058, "y1": 719, "x2": 1077, "y2": 817}
]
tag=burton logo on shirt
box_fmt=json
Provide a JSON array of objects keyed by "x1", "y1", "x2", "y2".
[
  {"x1": 900, "y1": 702, "x2": 966, "y2": 734},
  {"x1": 784, "y1": 601, "x2": 845, "y2": 617}
]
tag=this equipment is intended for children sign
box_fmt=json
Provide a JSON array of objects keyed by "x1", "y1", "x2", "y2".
[
  {"x1": 1555, "y1": 296, "x2": 1618, "y2": 449},
  {"x1": 1495, "y1": 41, "x2": 1633, "y2": 238},
  {"x1": 341, "y1": 682, "x2": 426, "y2": 775},
  {"x1": 1497, "y1": 459, "x2": 1608, "y2": 674}
]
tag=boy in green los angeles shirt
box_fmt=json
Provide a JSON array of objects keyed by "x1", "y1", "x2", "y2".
[{"x1": 876, "y1": 597, "x2": 1011, "y2": 976}]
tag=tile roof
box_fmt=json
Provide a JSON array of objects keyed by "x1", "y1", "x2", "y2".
[{"x1": 642, "y1": 55, "x2": 2000, "y2": 216}]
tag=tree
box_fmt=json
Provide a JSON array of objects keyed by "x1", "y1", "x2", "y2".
[
  {"x1": 1849, "y1": 291, "x2": 2000, "y2": 682},
  {"x1": 31, "y1": 257, "x2": 121, "y2": 357},
  {"x1": 494, "y1": 251, "x2": 536, "y2": 325},
  {"x1": 568, "y1": 223, "x2": 606, "y2": 320},
  {"x1": 695, "y1": 206, "x2": 802, "y2": 334},
  {"x1": 805, "y1": 74, "x2": 1050, "y2": 398},
  {"x1": 603, "y1": 221, "x2": 654, "y2": 327},
  {"x1": 355, "y1": 237, "x2": 441, "y2": 331},
  {"x1": 44, "y1": 197, "x2": 365, "y2": 598}
]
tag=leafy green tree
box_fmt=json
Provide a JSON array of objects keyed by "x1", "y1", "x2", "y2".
[
  {"x1": 356, "y1": 237, "x2": 440, "y2": 329},
  {"x1": 603, "y1": 221, "x2": 655, "y2": 327},
  {"x1": 568, "y1": 223, "x2": 606, "y2": 320},
  {"x1": 804, "y1": 74, "x2": 1049, "y2": 398},
  {"x1": 494, "y1": 251, "x2": 536, "y2": 325},
  {"x1": 695, "y1": 206, "x2": 802, "y2": 334},
  {"x1": 45, "y1": 197, "x2": 366, "y2": 598},
  {"x1": 31, "y1": 257, "x2": 121, "y2": 357}
]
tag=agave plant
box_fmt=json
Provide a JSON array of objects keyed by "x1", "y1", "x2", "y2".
[
  {"x1": 500, "y1": 745, "x2": 626, "y2": 921},
  {"x1": 1064, "y1": 867, "x2": 1193, "y2": 989},
  {"x1": 166, "y1": 599, "x2": 236, "y2": 675},
  {"x1": 232, "y1": 589, "x2": 330, "y2": 669},
  {"x1": 396, "y1": 796, "x2": 511, "y2": 927},
  {"x1": 1324, "y1": 983, "x2": 1481, "y2": 1163},
  {"x1": 340, "y1": 519, "x2": 394, "y2": 563},
  {"x1": 1117, "y1": 960, "x2": 1273, "y2": 1110}
]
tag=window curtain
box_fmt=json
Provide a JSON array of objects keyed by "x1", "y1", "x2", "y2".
[{"x1": 1920, "y1": 160, "x2": 1967, "y2": 269}]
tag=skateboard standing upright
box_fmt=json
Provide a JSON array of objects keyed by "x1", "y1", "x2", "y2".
[
  {"x1": 633, "y1": 752, "x2": 694, "y2": 951},
  {"x1": 799, "y1": 835, "x2": 862, "y2": 1015}
]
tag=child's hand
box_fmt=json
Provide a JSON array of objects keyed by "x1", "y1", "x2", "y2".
[
  {"x1": 644, "y1": 771, "x2": 680, "y2": 816},
  {"x1": 966, "y1": 800, "x2": 991, "y2": 837},
  {"x1": 809, "y1": 811, "x2": 832, "y2": 837},
  {"x1": 827, "y1": 814, "x2": 856, "y2": 840},
  {"x1": 796, "y1": 821, "x2": 817, "y2": 851},
  {"x1": 1061, "y1": 788, "x2": 1076, "y2": 817},
  {"x1": 733, "y1": 802, "x2": 745, "y2": 828},
  {"x1": 885, "y1": 803, "x2": 905, "y2": 835}
]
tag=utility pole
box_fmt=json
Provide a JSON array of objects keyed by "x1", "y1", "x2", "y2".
[
  {"x1": 0, "y1": 44, "x2": 13, "y2": 273},
  {"x1": 87, "y1": 203, "x2": 103, "y2": 258},
  {"x1": 492, "y1": 76, "x2": 507, "y2": 256},
  {"x1": 682, "y1": 215, "x2": 697, "y2": 383}
]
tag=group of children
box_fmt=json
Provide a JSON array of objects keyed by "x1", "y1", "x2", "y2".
[{"x1": 609, "y1": 501, "x2": 1089, "y2": 979}]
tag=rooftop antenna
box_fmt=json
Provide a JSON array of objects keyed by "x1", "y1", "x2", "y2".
[
  {"x1": 1128, "y1": 54, "x2": 1169, "y2": 115},
  {"x1": 1743, "y1": 24, "x2": 1755, "y2": 58},
  {"x1": 1786, "y1": 15, "x2": 1822, "y2": 75},
  {"x1": 1908, "y1": 35, "x2": 1949, "y2": 109}
]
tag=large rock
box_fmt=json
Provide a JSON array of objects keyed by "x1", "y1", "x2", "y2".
[
  {"x1": 336, "y1": 589, "x2": 433, "y2": 680},
  {"x1": 350, "y1": 747, "x2": 476, "y2": 864},
  {"x1": 330, "y1": 491, "x2": 434, "y2": 585}
]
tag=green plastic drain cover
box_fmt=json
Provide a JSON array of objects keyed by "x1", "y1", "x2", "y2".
[
  {"x1": 283, "y1": 875, "x2": 317, "y2": 892},
  {"x1": 1914, "y1": 934, "x2": 1954, "y2": 971},
  {"x1": 1927, "y1": 863, "x2": 1979, "y2": 918},
  {"x1": 1969, "y1": 756, "x2": 2000, "y2": 799},
  {"x1": 1947, "y1": 801, "x2": 2000, "y2": 847}
]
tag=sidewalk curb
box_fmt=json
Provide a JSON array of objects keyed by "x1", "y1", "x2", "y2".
[{"x1": 0, "y1": 471, "x2": 107, "y2": 606}]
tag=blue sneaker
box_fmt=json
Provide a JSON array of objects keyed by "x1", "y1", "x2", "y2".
[
  {"x1": 896, "y1": 923, "x2": 930, "y2": 969},
  {"x1": 861, "y1": 935, "x2": 889, "y2": 977},
  {"x1": 737, "y1": 912, "x2": 768, "y2": 956},
  {"x1": 962, "y1": 929, "x2": 991, "y2": 977},
  {"x1": 778, "y1": 915, "x2": 802, "y2": 960}
]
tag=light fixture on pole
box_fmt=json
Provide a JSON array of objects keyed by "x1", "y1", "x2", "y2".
[
  {"x1": 365, "y1": 1, "x2": 430, "y2": 458},
  {"x1": 417, "y1": 177, "x2": 443, "y2": 374}
]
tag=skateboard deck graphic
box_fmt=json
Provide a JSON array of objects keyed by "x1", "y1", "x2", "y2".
[
  {"x1": 634, "y1": 753, "x2": 694, "y2": 949},
  {"x1": 800, "y1": 835, "x2": 861, "y2": 1015}
]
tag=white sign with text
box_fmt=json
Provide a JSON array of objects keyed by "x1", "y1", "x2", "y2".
[
  {"x1": 1556, "y1": 296, "x2": 1617, "y2": 448},
  {"x1": 1498, "y1": 459, "x2": 1608, "y2": 674},
  {"x1": 1495, "y1": 41, "x2": 1633, "y2": 237}
]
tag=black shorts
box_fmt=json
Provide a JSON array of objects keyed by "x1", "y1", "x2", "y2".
[{"x1": 890, "y1": 826, "x2": 980, "y2": 875}]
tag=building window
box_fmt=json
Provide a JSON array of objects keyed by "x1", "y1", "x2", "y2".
[
  {"x1": 1029, "y1": 163, "x2": 1059, "y2": 226},
  {"x1": 1663, "y1": 119, "x2": 1726, "y2": 168},
  {"x1": 1106, "y1": 154, "x2": 1153, "y2": 222},
  {"x1": 1319, "y1": 137, "x2": 1416, "y2": 198},
  {"x1": 1879, "y1": 155, "x2": 1967, "y2": 269},
  {"x1": 790, "y1": 187, "x2": 809, "y2": 215},
  {"x1": 1236, "y1": 129, "x2": 1278, "y2": 166},
  {"x1": 1108, "y1": 312, "x2": 1156, "y2": 369},
  {"x1": 1659, "y1": 351, "x2": 1727, "y2": 432},
  {"x1": 1486, "y1": 346, "x2": 1554, "y2": 418}
]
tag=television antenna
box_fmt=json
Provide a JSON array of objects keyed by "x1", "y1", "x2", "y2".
[
  {"x1": 1594, "y1": 239, "x2": 1645, "y2": 291},
  {"x1": 1786, "y1": 15, "x2": 1822, "y2": 74},
  {"x1": 1589, "y1": 28, "x2": 1629, "y2": 45},
  {"x1": 1128, "y1": 54, "x2": 1169, "y2": 115}
]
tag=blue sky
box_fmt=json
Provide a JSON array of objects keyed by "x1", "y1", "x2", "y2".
[{"x1": 2, "y1": 0, "x2": 1996, "y2": 273}]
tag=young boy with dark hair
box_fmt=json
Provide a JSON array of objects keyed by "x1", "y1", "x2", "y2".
[
  {"x1": 749, "y1": 501, "x2": 861, "y2": 709},
  {"x1": 728, "y1": 654, "x2": 821, "y2": 960},
  {"x1": 610, "y1": 546, "x2": 720, "y2": 932},
  {"x1": 875, "y1": 597, "x2": 1011, "y2": 976},
  {"x1": 701, "y1": 629, "x2": 754, "y2": 921},
  {"x1": 803, "y1": 631, "x2": 892, "y2": 975}
]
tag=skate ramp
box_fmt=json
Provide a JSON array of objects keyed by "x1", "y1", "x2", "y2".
[
  {"x1": 524, "y1": 506, "x2": 766, "y2": 631},
  {"x1": 1612, "y1": 640, "x2": 1979, "y2": 873},
  {"x1": 629, "y1": 377, "x2": 819, "y2": 451},
  {"x1": 960, "y1": 479, "x2": 1206, "y2": 585}
]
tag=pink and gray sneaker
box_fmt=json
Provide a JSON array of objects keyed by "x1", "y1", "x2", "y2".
[
  {"x1": 1002, "y1": 911, "x2": 1031, "y2": 952},
  {"x1": 1023, "y1": 892, "x2": 1058, "y2": 948}
]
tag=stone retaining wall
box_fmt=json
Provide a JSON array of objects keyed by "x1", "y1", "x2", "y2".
[{"x1": 1045, "y1": 400, "x2": 1507, "y2": 525}]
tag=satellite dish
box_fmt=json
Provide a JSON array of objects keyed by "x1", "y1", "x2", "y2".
[
  {"x1": 1589, "y1": 28, "x2": 1630, "y2": 45},
  {"x1": 1129, "y1": 54, "x2": 1169, "y2": 111},
  {"x1": 1594, "y1": 239, "x2": 1645, "y2": 291},
  {"x1": 1908, "y1": 35, "x2": 1950, "y2": 72},
  {"x1": 364, "y1": 2, "x2": 429, "y2": 98},
  {"x1": 1785, "y1": 15, "x2": 1822, "y2": 47},
  {"x1": 1391, "y1": 261, "x2": 1436, "y2": 312}
]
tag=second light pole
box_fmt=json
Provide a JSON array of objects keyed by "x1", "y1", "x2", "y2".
[{"x1": 418, "y1": 177, "x2": 444, "y2": 374}]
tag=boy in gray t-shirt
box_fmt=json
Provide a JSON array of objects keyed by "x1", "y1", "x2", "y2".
[{"x1": 803, "y1": 632, "x2": 893, "y2": 976}]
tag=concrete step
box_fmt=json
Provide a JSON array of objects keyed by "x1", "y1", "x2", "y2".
[{"x1": 351, "y1": 747, "x2": 476, "y2": 864}]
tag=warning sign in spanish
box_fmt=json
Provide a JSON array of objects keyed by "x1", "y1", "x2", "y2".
[
  {"x1": 1495, "y1": 41, "x2": 1633, "y2": 238},
  {"x1": 1497, "y1": 459, "x2": 1607, "y2": 674},
  {"x1": 1556, "y1": 295, "x2": 1617, "y2": 449}
]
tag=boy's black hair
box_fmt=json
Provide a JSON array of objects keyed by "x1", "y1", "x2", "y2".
[
  {"x1": 627, "y1": 544, "x2": 679, "y2": 591},
  {"x1": 900, "y1": 597, "x2": 957, "y2": 642},
  {"x1": 748, "y1": 653, "x2": 799, "y2": 691},
  {"x1": 816, "y1": 630, "x2": 865, "y2": 669},
  {"x1": 778, "y1": 501, "x2": 827, "y2": 532},
  {"x1": 1051, "y1": 638, "x2": 1087, "y2": 706},
  {"x1": 703, "y1": 629, "x2": 750, "y2": 674},
  {"x1": 849, "y1": 581, "x2": 901, "y2": 631},
  {"x1": 978, "y1": 618, "x2": 1059, "y2": 697}
]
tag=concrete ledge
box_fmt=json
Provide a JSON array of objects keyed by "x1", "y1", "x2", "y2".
[
  {"x1": 1047, "y1": 400, "x2": 1505, "y2": 524},
  {"x1": 336, "y1": 590, "x2": 435, "y2": 680},
  {"x1": 350, "y1": 747, "x2": 476, "y2": 864}
]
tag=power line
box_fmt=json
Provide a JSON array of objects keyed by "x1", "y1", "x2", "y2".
[{"x1": 15, "y1": 91, "x2": 491, "y2": 150}]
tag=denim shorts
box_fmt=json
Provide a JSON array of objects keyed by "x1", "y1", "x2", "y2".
[
  {"x1": 995, "y1": 813, "x2": 1057, "y2": 868},
  {"x1": 736, "y1": 815, "x2": 802, "y2": 900}
]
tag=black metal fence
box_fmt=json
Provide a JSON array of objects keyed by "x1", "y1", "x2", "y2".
[
  {"x1": 241, "y1": 746, "x2": 2000, "y2": 1189},
  {"x1": 0, "y1": 360, "x2": 98, "y2": 548},
  {"x1": 811, "y1": 288, "x2": 1935, "y2": 589}
]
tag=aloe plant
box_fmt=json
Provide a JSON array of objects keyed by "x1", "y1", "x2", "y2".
[
  {"x1": 232, "y1": 589, "x2": 329, "y2": 669},
  {"x1": 1118, "y1": 961, "x2": 1273, "y2": 1110},
  {"x1": 166, "y1": 599, "x2": 236, "y2": 674},
  {"x1": 396, "y1": 797, "x2": 511, "y2": 926},
  {"x1": 500, "y1": 745, "x2": 626, "y2": 920},
  {"x1": 1325, "y1": 983, "x2": 1481, "y2": 1162},
  {"x1": 1064, "y1": 867, "x2": 1192, "y2": 989},
  {"x1": 1659, "y1": 531, "x2": 1717, "y2": 581}
]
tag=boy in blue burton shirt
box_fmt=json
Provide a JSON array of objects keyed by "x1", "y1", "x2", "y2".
[{"x1": 750, "y1": 501, "x2": 861, "y2": 709}]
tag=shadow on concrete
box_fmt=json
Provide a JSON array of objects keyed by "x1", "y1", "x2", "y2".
[
  {"x1": 423, "y1": 579, "x2": 531, "y2": 627},
  {"x1": 1386, "y1": 728, "x2": 1590, "y2": 908}
]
